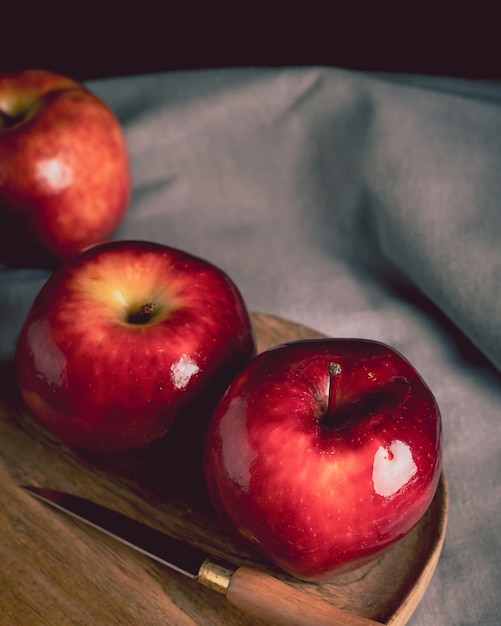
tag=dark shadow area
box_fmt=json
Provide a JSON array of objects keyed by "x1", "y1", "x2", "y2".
[{"x1": 1, "y1": 8, "x2": 500, "y2": 81}]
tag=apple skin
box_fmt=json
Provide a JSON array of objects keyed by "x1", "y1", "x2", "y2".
[
  {"x1": 204, "y1": 338, "x2": 442, "y2": 582},
  {"x1": 15, "y1": 240, "x2": 256, "y2": 460},
  {"x1": 0, "y1": 69, "x2": 131, "y2": 265}
]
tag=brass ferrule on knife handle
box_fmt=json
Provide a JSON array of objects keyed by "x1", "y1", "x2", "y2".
[
  {"x1": 198, "y1": 558, "x2": 383, "y2": 626},
  {"x1": 196, "y1": 557, "x2": 236, "y2": 594}
]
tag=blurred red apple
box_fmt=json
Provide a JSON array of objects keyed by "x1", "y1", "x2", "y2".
[
  {"x1": 15, "y1": 240, "x2": 255, "y2": 459},
  {"x1": 0, "y1": 69, "x2": 131, "y2": 266},
  {"x1": 204, "y1": 338, "x2": 442, "y2": 582}
]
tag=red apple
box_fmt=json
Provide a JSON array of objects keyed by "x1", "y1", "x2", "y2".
[
  {"x1": 15, "y1": 240, "x2": 255, "y2": 460},
  {"x1": 0, "y1": 69, "x2": 131, "y2": 266},
  {"x1": 204, "y1": 338, "x2": 442, "y2": 582}
]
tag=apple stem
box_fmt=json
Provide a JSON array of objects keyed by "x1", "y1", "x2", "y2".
[
  {"x1": 327, "y1": 362, "x2": 342, "y2": 416},
  {"x1": 127, "y1": 302, "x2": 157, "y2": 325},
  {"x1": 0, "y1": 109, "x2": 21, "y2": 130},
  {"x1": 0, "y1": 109, "x2": 9, "y2": 130}
]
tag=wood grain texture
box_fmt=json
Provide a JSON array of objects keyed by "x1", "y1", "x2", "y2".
[{"x1": 0, "y1": 312, "x2": 448, "y2": 625}]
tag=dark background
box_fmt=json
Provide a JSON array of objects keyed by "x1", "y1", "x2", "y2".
[{"x1": 1, "y1": 8, "x2": 499, "y2": 82}]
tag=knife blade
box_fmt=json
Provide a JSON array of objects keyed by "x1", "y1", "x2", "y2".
[{"x1": 22, "y1": 485, "x2": 383, "y2": 626}]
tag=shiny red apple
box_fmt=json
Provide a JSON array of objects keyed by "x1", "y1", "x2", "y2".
[
  {"x1": 204, "y1": 338, "x2": 442, "y2": 582},
  {"x1": 0, "y1": 69, "x2": 131, "y2": 265},
  {"x1": 15, "y1": 240, "x2": 255, "y2": 460}
]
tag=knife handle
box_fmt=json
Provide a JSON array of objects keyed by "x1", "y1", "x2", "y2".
[{"x1": 225, "y1": 566, "x2": 383, "y2": 626}]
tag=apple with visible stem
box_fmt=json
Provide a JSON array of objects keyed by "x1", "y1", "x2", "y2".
[
  {"x1": 15, "y1": 240, "x2": 256, "y2": 464},
  {"x1": 204, "y1": 338, "x2": 442, "y2": 582},
  {"x1": 0, "y1": 68, "x2": 131, "y2": 267}
]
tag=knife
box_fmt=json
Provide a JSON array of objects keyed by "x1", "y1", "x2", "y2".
[{"x1": 22, "y1": 486, "x2": 383, "y2": 626}]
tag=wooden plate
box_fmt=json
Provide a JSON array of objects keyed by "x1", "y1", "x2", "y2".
[{"x1": 0, "y1": 312, "x2": 448, "y2": 625}]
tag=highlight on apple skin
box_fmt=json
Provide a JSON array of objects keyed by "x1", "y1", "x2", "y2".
[
  {"x1": 15, "y1": 240, "x2": 256, "y2": 460},
  {"x1": 204, "y1": 338, "x2": 442, "y2": 582},
  {"x1": 0, "y1": 68, "x2": 131, "y2": 266}
]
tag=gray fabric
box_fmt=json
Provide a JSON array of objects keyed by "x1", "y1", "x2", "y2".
[{"x1": 2, "y1": 66, "x2": 501, "y2": 624}]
